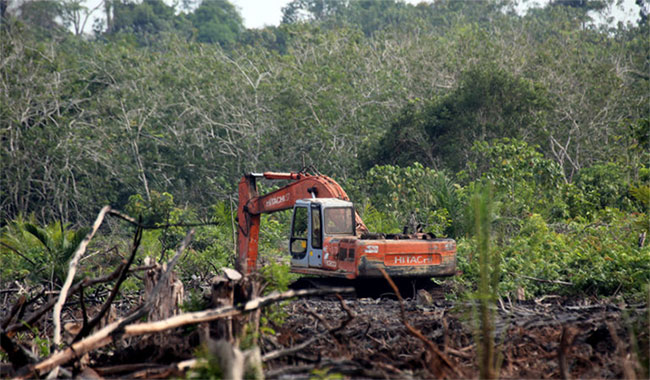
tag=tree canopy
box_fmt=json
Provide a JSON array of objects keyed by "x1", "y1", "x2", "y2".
[{"x1": 0, "y1": 0, "x2": 647, "y2": 226}]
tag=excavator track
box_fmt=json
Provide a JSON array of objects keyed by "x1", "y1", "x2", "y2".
[{"x1": 289, "y1": 276, "x2": 442, "y2": 299}]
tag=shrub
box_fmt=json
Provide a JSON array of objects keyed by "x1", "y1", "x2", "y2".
[
  {"x1": 0, "y1": 215, "x2": 89, "y2": 287},
  {"x1": 458, "y1": 211, "x2": 650, "y2": 301}
]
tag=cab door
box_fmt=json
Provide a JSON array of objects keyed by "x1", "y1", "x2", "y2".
[
  {"x1": 308, "y1": 204, "x2": 323, "y2": 268},
  {"x1": 290, "y1": 202, "x2": 324, "y2": 268}
]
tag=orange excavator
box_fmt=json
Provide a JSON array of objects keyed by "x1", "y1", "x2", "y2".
[{"x1": 236, "y1": 170, "x2": 456, "y2": 281}]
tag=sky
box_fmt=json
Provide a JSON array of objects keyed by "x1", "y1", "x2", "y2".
[
  {"x1": 231, "y1": 0, "x2": 290, "y2": 28},
  {"x1": 231, "y1": 0, "x2": 426, "y2": 29},
  {"x1": 81, "y1": 0, "x2": 427, "y2": 33},
  {"x1": 81, "y1": 0, "x2": 642, "y2": 34},
  {"x1": 232, "y1": 0, "x2": 641, "y2": 29}
]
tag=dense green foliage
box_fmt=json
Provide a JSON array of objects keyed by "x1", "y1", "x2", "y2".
[
  {"x1": 373, "y1": 68, "x2": 550, "y2": 170},
  {"x1": 1, "y1": 0, "x2": 648, "y2": 301}
]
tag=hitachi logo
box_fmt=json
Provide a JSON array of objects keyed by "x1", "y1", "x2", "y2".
[
  {"x1": 265, "y1": 194, "x2": 290, "y2": 208},
  {"x1": 393, "y1": 256, "x2": 433, "y2": 265}
]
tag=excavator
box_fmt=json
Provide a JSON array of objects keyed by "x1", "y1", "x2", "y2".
[{"x1": 236, "y1": 170, "x2": 457, "y2": 285}]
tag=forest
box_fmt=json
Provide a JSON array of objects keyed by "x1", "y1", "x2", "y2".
[{"x1": 1, "y1": 0, "x2": 649, "y2": 378}]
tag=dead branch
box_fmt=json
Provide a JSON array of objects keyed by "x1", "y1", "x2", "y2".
[
  {"x1": 1, "y1": 295, "x2": 26, "y2": 329},
  {"x1": 24, "y1": 320, "x2": 118, "y2": 377},
  {"x1": 78, "y1": 283, "x2": 88, "y2": 331},
  {"x1": 24, "y1": 286, "x2": 353, "y2": 377},
  {"x1": 306, "y1": 306, "x2": 333, "y2": 329},
  {"x1": 94, "y1": 359, "x2": 198, "y2": 379},
  {"x1": 292, "y1": 293, "x2": 356, "y2": 358},
  {"x1": 332, "y1": 293, "x2": 355, "y2": 334},
  {"x1": 446, "y1": 347, "x2": 475, "y2": 359},
  {"x1": 93, "y1": 363, "x2": 161, "y2": 376},
  {"x1": 94, "y1": 358, "x2": 198, "y2": 378},
  {"x1": 124, "y1": 286, "x2": 354, "y2": 336},
  {"x1": 6, "y1": 253, "x2": 150, "y2": 334},
  {"x1": 53, "y1": 206, "x2": 111, "y2": 347},
  {"x1": 107, "y1": 208, "x2": 218, "y2": 229},
  {"x1": 265, "y1": 363, "x2": 317, "y2": 378},
  {"x1": 0, "y1": 288, "x2": 21, "y2": 294},
  {"x1": 262, "y1": 333, "x2": 325, "y2": 362},
  {"x1": 379, "y1": 268, "x2": 462, "y2": 379},
  {"x1": 128, "y1": 365, "x2": 184, "y2": 379},
  {"x1": 73, "y1": 226, "x2": 142, "y2": 342}
]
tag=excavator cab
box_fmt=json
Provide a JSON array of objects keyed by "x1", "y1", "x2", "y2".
[{"x1": 290, "y1": 198, "x2": 355, "y2": 269}]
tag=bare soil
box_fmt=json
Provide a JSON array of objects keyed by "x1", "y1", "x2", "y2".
[{"x1": 262, "y1": 290, "x2": 648, "y2": 379}]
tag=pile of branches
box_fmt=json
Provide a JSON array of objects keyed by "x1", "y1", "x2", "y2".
[{"x1": 0, "y1": 206, "x2": 353, "y2": 379}]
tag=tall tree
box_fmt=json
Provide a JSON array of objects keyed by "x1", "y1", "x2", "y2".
[
  {"x1": 189, "y1": 0, "x2": 243, "y2": 46},
  {"x1": 112, "y1": 0, "x2": 177, "y2": 35}
]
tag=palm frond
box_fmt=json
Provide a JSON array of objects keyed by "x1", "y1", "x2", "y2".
[
  {"x1": 62, "y1": 227, "x2": 91, "y2": 261},
  {"x1": 23, "y1": 223, "x2": 55, "y2": 253}
]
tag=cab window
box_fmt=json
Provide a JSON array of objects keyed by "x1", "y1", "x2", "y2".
[
  {"x1": 291, "y1": 206, "x2": 308, "y2": 257},
  {"x1": 324, "y1": 207, "x2": 354, "y2": 235}
]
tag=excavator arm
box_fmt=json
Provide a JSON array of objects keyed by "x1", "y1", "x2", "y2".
[{"x1": 236, "y1": 171, "x2": 368, "y2": 274}]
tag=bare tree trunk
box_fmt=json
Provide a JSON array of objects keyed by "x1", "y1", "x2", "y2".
[{"x1": 104, "y1": 0, "x2": 112, "y2": 33}]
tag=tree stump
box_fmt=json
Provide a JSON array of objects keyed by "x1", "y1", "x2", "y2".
[
  {"x1": 207, "y1": 268, "x2": 261, "y2": 347},
  {"x1": 209, "y1": 274, "x2": 236, "y2": 342},
  {"x1": 143, "y1": 257, "x2": 185, "y2": 321},
  {"x1": 142, "y1": 257, "x2": 184, "y2": 346}
]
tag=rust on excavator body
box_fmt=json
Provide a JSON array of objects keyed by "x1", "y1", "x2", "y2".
[{"x1": 290, "y1": 236, "x2": 456, "y2": 279}]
